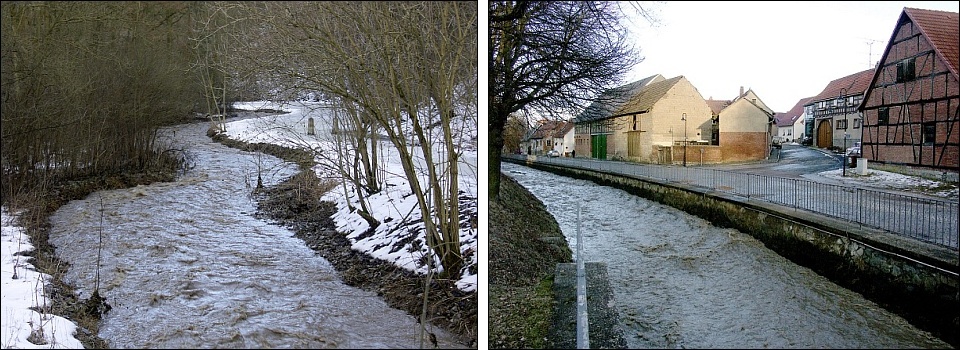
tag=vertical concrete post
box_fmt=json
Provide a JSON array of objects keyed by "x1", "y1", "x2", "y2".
[
  {"x1": 856, "y1": 158, "x2": 868, "y2": 175},
  {"x1": 576, "y1": 204, "x2": 590, "y2": 349}
]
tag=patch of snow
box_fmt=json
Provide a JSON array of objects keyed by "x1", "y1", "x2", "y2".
[
  {"x1": 2, "y1": 208, "x2": 85, "y2": 349},
  {"x1": 816, "y1": 168, "x2": 959, "y2": 199}
]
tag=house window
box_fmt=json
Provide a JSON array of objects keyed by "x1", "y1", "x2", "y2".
[
  {"x1": 836, "y1": 119, "x2": 848, "y2": 129},
  {"x1": 632, "y1": 115, "x2": 637, "y2": 131},
  {"x1": 878, "y1": 107, "x2": 889, "y2": 125},
  {"x1": 922, "y1": 122, "x2": 936, "y2": 145},
  {"x1": 853, "y1": 118, "x2": 861, "y2": 129},
  {"x1": 896, "y1": 57, "x2": 916, "y2": 83}
]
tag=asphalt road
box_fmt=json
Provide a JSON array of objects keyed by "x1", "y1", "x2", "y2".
[{"x1": 707, "y1": 143, "x2": 843, "y2": 178}]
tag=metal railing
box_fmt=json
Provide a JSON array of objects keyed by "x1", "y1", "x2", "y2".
[{"x1": 505, "y1": 154, "x2": 959, "y2": 250}]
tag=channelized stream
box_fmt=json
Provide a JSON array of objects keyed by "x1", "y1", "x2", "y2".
[
  {"x1": 47, "y1": 120, "x2": 463, "y2": 348},
  {"x1": 503, "y1": 162, "x2": 949, "y2": 349}
]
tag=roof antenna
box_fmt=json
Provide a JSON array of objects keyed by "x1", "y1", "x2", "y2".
[{"x1": 864, "y1": 38, "x2": 883, "y2": 68}]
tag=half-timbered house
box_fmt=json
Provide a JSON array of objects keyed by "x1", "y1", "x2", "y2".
[{"x1": 859, "y1": 7, "x2": 959, "y2": 171}]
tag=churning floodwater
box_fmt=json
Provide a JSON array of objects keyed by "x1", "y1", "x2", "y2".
[
  {"x1": 502, "y1": 162, "x2": 950, "y2": 349},
  {"x1": 47, "y1": 120, "x2": 464, "y2": 348}
]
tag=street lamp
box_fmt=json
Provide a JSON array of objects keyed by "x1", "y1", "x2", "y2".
[
  {"x1": 681, "y1": 113, "x2": 688, "y2": 167},
  {"x1": 839, "y1": 88, "x2": 848, "y2": 177},
  {"x1": 843, "y1": 132, "x2": 851, "y2": 177}
]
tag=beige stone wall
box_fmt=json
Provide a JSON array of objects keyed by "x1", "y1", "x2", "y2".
[
  {"x1": 574, "y1": 134, "x2": 590, "y2": 158},
  {"x1": 719, "y1": 100, "x2": 769, "y2": 133},
  {"x1": 577, "y1": 77, "x2": 776, "y2": 164},
  {"x1": 614, "y1": 77, "x2": 713, "y2": 163},
  {"x1": 739, "y1": 90, "x2": 774, "y2": 115},
  {"x1": 608, "y1": 116, "x2": 631, "y2": 160}
]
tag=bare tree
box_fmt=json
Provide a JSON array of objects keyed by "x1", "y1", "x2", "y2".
[
  {"x1": 234, "y1": 2, "x2": 476, "y2": 280},
  {"x1": 489, "y1": 1, "x2": 652, "y2": 200},
  {"x1": 2, "y1": 2, "x2": 201, "y2": 199}
]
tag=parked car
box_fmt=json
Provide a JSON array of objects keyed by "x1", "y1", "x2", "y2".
[
  {"x1": 801, "y1": 136, "x2": 813, "y2": 146},
  {"x1": 846, "y1": 141, "x2": 861, "y2": 157},
  {"x1": 772, "y1": 138, "x2": 783, "y2": 149},
  {"x1": 547, "y1": 149, "x2": 560, "y2": 157}
]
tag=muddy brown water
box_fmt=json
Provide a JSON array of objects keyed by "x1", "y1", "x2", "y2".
[
  {"x1": 504, "y1": 162, "x2": 950, "y2": 349},
  {"x1": 47, "y1": 120, "x2": 465, "y2": 348}
]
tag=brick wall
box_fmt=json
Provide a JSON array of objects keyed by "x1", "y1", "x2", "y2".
[{"x1": 720, "y1": 132, "x2": 768, "y2": 162}]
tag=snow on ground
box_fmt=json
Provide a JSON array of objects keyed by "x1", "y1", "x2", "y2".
[
  {"x1": 813, "y1": 168, "x2": 959, "y2": 199},
  {"x1": 1, "y1": 208, "x2": 83, "y2": 349},
  {"x1": 225, "y1": 100, "x2": 478, "y2": 292},
  {"x1": 0, "y1": 99, "x2": 477, "y2": 349}
]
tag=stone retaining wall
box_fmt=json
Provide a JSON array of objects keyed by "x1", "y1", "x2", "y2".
[{"x1": 508, "y1": 158, "x2": 959, "y2": 347}]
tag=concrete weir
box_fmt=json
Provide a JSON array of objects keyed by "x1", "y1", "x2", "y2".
[
  {"x1": 508, "y1": 158, "x2": 960, "y2": 348},
  {"x1": 550, "y1": 262, "x2": 626, "y2": 349}
]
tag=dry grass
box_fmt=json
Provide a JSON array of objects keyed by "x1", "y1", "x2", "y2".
[{"x1": 488, "y1": 173, "x2": 572, "y2": 349}]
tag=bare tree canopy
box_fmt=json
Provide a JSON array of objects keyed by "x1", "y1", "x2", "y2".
[
  {"x1": 488, "y1": 0, "x2": 644, "y2": 200},
  {"x1": 223, "y1": 2, "x2": 478, "y2": 283}
]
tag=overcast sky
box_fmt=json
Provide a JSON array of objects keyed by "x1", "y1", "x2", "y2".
[{"x1": 621, "y1": 1, "x2": 960, "y2": 113}]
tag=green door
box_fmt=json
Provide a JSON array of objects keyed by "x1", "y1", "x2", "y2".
[{"x1": 591, "y1": 134, "x2": 607, "y2": 159}]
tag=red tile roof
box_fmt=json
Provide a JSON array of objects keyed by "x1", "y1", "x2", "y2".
[
  {"x1": 705, "y1": 87, "x2": 763, "y2": 116},
  {"x1": 525, "y1": 120, "x2": 573, "y2": 140},
  {"x1": 809, "y1": 68, "x2": 875, "y2": 102},
  {"x1": 904, "y1": 7, "x2": 959, "y2": 78},
  {"x1": 704, "y1": 99, "x2": 732, "y2": 116},
  {"x1": 776, "y1": 96, "x2": 814, "y2": 127},
  {"x1": 554, "y1": 121, "x2": 574, "y2": 137}
]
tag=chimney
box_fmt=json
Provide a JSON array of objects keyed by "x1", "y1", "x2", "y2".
[{"x1": 739, "y1": 86, "x2": 744, "y2": 97}]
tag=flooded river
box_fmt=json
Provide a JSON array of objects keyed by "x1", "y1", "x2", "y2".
[
  {"x1": 47, "y1": 121, "x2": 463, "y2": 348},
  {"x1": 503, "y1": 162, "x2": 949, "y2": 349}
]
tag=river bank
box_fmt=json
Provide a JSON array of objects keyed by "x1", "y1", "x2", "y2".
[
  {"x1": 488, "y1": 173, "x2": 572, "y2": 348},
  {"x1": 5, "y1": 111, "x2": 475, "y2": 348},
  {"x1": 210, "y1": 116, "x2": 479, "y2": 347}
]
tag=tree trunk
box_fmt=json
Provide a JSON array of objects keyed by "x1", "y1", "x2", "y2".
[{"x1": 489, "y1": 101, "x2": 509, "y2": 201}]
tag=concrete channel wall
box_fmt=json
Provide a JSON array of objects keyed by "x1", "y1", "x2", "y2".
[{"x1": 506, "y1": 158, "x2": 960, "y2": 347}]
